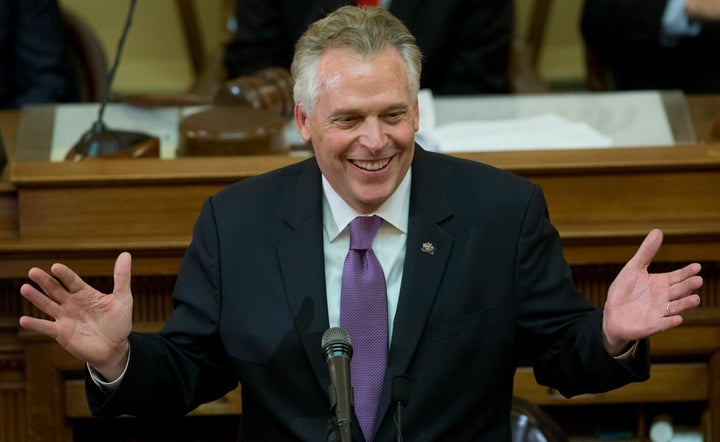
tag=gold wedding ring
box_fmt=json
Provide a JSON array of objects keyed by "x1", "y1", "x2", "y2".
[{"x1": 666, "y1": 301, "x2": 672, "y2": 317}]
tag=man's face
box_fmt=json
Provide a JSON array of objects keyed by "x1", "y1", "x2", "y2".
[{"x1": 295, "y1": 47, "x2": 419, "y2": 214}]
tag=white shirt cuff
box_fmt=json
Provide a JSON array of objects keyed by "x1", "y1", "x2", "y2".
[
  {"x1": 87, "y1": 346, "x2": 131, "y2": 393},
  {"x1": 613, "y1": 340, "x2": 639, "y2": 362}
]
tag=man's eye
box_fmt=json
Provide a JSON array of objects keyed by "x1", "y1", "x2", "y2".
[
  {"x1": 383, "y1": 112, "x2": 405, "y2": 122},
  {"x1": 333, "y1": 116, "x2": 358, "y2": 126}
]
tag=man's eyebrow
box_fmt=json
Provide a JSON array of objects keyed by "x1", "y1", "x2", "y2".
[
  {"x1": 381, "y1": 103, "x2": 410, "y2": 113},
  {"x1": 329, "y1": 108, "x2": 361, "y2": 117},
  {"x1": 330, "y1": 103, "x2": 410, "y2": 117}
]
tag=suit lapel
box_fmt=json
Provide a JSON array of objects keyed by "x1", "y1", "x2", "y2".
[
  {"x1": 380, "y1": 146, "x2": 455, "y2": 419},
  {"x1": 276, "y1": 159, "x2": 332, "y2": 390}
]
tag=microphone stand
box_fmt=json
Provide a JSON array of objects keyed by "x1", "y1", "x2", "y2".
[
  {"x1": 322, "y1": 328, "x2": 354, "y2": 442},
  {"x1": 394, "y1": 402, "x2": 403, "y2": 442},
  {"x1": 66, "y1": 0, "x2": 159, "y2": 160},
  {"x1": 392, "y1": 374, "x2": 410, "y2": 442},
  {"x1": 326, "y1": 417, "x2": 346, "y2": 442},
  {"x1": 326, "y1": 386, "x2": 352, "y2": 442}
]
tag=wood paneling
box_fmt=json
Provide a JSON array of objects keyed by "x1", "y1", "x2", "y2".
[{"x1": 514, "y1": 363, "x2": 710, "y2": 405}]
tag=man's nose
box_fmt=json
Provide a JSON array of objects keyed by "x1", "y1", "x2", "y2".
[{"x1": 358, "y1": 117, "x2": 385, "y2": 150}]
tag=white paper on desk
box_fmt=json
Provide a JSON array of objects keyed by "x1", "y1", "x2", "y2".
[
  {"x1": 419, "y1": 114, "x2": 612, "y2": 152},
  {"x1": 51, "y1": 104, "x2": 180, "y2": 161},
  {"x1": 418, "y1": 90, "x2": 677, "y2": 150},
  {"x1": 417, "y1": 89, "x2": 436, "y2": 133}
]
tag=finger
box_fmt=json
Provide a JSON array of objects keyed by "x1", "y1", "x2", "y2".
[
  {"x1": 666, "y1": 262, "x2": 702, "y2": 285},
  {"x1": 20, "y1": 283, "x2": 63, "y2": 319},
  {"x1": 668, "y1": 275, "x2": 704, "y2": 301},
  {"x1": 657, "y1": 314, "x2": 684, "y2": 331},
  {"x1": 18, "y1": 315, "x2": 59, "y2": 339},
  {"x1": 50, "y1": 262, "x2": 89, "y2": 294},
  {"x1": 666, "y1": 294, "x2": 701, "y2": 317},
  {"x1": 626, "y1": 229, "x2": 663, "y2": 271},
  {"x1": 112, "y1": 252, "x2": 133, "y2": 299},
  {"x1": 27, "y1": 267, "x2": 70, "y2": 303}
]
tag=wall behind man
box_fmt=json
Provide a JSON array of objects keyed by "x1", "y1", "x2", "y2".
[
  {"x1": 59, "y1": 0, "x2": 223, "y2": 93},
  {"x1": 515, "y1": 0, "x2": 586, "y2": 88},
  {"x1": 59, "y1": 0, "x2": 585, "y2": 95}
]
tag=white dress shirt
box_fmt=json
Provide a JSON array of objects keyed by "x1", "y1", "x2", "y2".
[{"x1": 321, "y1": 168, "x2": 411, "y2": 342}]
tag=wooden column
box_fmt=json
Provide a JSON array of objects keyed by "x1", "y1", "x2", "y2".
[{"x1": 21, "y1": 335, "x2": 82, "y2": 442}]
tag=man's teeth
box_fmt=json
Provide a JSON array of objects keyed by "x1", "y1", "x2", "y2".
[{"x1": 354, "y1": 159, "x2": 390, "y2": 170}]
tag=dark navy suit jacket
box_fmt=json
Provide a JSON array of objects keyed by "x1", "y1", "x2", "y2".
[{"x1": 87, "y1": 146, "x2": 649, "y2": 441}]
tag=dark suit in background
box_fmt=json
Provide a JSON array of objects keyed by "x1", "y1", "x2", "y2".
[
  {"x1": 87, "y1": 146, "x2": 649, "y2": 441},
  {"x1": 0, "y1": 0, "x2": 79, "y2": 109},
  {"x1": 224, "y1": 0, "x2": 514, "y2": 94},
  {"x1": 581, "y1": 0, "x2": 720, "y2": 93}
]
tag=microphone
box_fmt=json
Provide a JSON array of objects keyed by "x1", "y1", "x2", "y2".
[
  {"x1": 66, "y1": 0, "x2": 159, "y2": 160},
  {"x1": 391, "y1": 374, "x2": 410, "y2": 442},
  {"x1": 321, "y1": 327, "x2": 354, "y2": 442}
]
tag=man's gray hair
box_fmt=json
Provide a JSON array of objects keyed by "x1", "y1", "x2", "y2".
[{"x1": 291, "y1": 6, "x2": 422, "y2": 115}]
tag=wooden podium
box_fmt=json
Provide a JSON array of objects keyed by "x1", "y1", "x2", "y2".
[{"x1": 0, "y1": 95, "x2": 719, "y2": 441}]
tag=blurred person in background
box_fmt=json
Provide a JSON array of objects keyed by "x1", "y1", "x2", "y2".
[
  {"x1": 581, "y1": 0, "x2": 720, "y2": 93},
  {"x1": 224, "y1": 0, "x2": 514, "y2": 94},
  {"x1": 0, "y1": 0, "x2": 79, "y2": 109}
]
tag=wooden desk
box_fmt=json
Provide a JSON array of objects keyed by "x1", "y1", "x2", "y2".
[{"x1": 1, "y1": 96, "x2": 719, "y2": 442}]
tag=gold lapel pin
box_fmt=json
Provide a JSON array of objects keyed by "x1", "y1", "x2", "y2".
[{"x1": 421, "y1": 242, "x2": 435, "y2": 255}]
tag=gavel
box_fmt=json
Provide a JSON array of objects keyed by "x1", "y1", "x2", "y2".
[{"x1": 177, "y1": 67, "x2": 297, "y2": 157}]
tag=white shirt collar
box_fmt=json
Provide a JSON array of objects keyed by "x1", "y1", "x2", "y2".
[{"x1": 322, "y1": 168, "x2": 411, "y2": 241}]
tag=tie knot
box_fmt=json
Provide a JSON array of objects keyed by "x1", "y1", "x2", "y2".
[{"x1": 349, "y1": 216, "x2": 382, "y2": 251}]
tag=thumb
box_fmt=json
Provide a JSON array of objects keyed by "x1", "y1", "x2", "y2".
[
  {"x1": 113, "y1": 252, "x2": 133, "y2": 298},
  {"x1": 627, "y1": 229, "x2": 663, "y2": 271}
]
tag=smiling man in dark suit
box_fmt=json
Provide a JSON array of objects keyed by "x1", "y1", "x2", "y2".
[{"x1": 19, "y1": 6, "x2": 703, "y2": 441}]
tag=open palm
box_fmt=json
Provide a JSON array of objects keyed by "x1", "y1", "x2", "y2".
[
  {"x1": 19, "y1": 252, "x2": 134, "y2": 379},
  {"x1": 602, "y1": 230, "x2": 702, "y2": 354}
]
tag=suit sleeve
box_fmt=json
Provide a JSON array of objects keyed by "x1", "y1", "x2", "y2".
[
  {"x1": 514, "y1": 184, "x2": 649, "y2": 398},
  {"x1": 87, "y1": 197, "x2": 238, "y2": 417}
]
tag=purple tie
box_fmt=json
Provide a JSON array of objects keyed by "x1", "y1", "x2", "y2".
[{"x1": 340, "y1": 215, "x2": 388, "y2": 441}]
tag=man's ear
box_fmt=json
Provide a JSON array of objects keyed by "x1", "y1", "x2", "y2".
[
  {"x1": 413, "y1": 97, "x2": 420, "y2": 132},
  {"x1": 294, "y1": 104, "x2": 312, "y2": 142}
]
